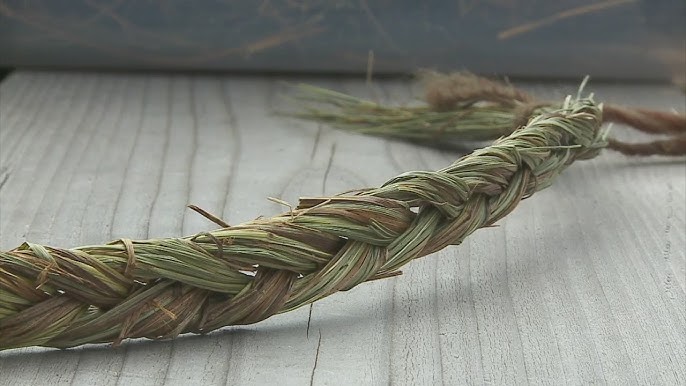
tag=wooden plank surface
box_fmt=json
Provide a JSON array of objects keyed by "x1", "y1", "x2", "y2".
[{"x1": 0, "y1": 71, "x2": 684, "y2": 386}]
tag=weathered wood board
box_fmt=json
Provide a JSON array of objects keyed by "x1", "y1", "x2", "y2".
[{"x1": 0, "y1": 71, "x2": 684, "y2": 385}]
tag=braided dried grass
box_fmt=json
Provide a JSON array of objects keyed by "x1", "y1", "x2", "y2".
[
  {"x1": 291, "y1": 72, "x2": 686, "y2": 156},
  {"x1": 1, "y1": 92, "x2": 608, "y2": 350}
]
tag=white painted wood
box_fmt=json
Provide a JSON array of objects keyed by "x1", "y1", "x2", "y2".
[{"x1": 0, "y1": 71, "x2": 684, "y2": 386}]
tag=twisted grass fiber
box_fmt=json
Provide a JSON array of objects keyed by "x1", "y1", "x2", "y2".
[
  {"x1": 424, "y1": 72, "x2": 686, "y2": 156},
  {"x1": 0, "y1": 95, "x2": 606, "y2": 350},
  {"x1": 292, "y1": 72, "x2": 686, "y2": 156}
]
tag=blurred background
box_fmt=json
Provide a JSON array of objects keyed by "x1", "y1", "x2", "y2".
[{"x1": 0, "y1": 0, "x2": 684, "y2": 82}]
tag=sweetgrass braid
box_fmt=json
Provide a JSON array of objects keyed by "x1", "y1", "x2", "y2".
[
  {"x1": 290, "y1": 72, "x2": 686, "y2": 156},
  {"x1": 0, "y1": 95, "x2": 606, "y2": 350}
]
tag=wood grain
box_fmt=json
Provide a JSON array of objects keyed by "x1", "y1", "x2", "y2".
[{"x1": 0, "y1": 71, "x2": 684, "y2": 386}]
